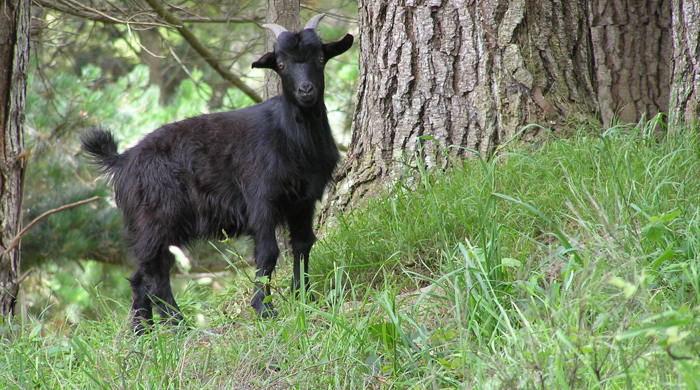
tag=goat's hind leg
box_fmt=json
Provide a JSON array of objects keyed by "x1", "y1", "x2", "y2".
[
  {"x1": 128, "y1": 244, "x2": 184, "y2": 333},
  {"x1": 128, "y1": 268, "x2": 153, "y2": 335},
  {"x1": 151, "y1": 249, "x2": 185, "y2": 326}
]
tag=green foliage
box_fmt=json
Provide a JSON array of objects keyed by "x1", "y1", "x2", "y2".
[{"x1": 4, "y1": 120, "x2": 699, "y2": 388}]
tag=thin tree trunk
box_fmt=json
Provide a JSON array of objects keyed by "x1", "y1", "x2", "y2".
[
  {"x1": 0, "y1": 0, "x2": 30, "y2": 317},
  {"x1": 669, "y1": 0, "x2": 699, "y2": 127},
  {"x1": 137, "y1": 29, "x2": 168, "y2": 105},
  {"x1": 589, "y1": 0, "x2": 672, "y2": 125},
  {"x1": 263, "y1": 0, "x2": 300, "y2": 99},
  {"x1": 321, "y1": 0, "x2": 597, "y2": 220},
  {"x1": 138, "y1": 29, "x2": 168, "y2": 106}
]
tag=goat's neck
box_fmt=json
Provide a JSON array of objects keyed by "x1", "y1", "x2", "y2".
[
  {"x1": 278, "y1": 97, "x2": 335, "y2": 161},
  {"x1": 281, "y1": 97, "x2": 329, "y2": 131}
]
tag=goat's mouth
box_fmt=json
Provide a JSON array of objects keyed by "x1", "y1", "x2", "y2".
[{"x1": 295, "y1": 93, "x2": 318, "y2": 108}]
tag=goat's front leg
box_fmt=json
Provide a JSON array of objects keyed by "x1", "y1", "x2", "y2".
[
  {"x1": 288, "y1": 204, "x2": 316, "y2": 297},
  {"x1": 251, "y1": 228, "x2": 280, "y2": 318}
]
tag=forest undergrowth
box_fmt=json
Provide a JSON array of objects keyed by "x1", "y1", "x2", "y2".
[{"x1": 2, "y1": 118, "x2": 699, "y2": 389}]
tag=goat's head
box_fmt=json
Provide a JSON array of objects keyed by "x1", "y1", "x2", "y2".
[{"x1": 253, "y1": 14, "x2": 354, "y2": 108}]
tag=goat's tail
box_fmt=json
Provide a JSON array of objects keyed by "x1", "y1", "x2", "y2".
[{"x1": 81, "y1": 128, "x2": 122, "y2": 173}]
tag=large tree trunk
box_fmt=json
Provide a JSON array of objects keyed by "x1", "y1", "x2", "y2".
[
  {"x1": 669, "y1": 0, "x2": 699, "y2": 127},
  {"x1": 263, "y1": 0, "x2": 300, "y2": 99},
  {"x1": 0, "y1": 0, "x2": 30, "y2": 317},
  {"x1": 589, "y1": 0, "x2": 672, "y2": 125},
  {"x1": 322, "y1": 0, "x2": 597, "y2": 218}
]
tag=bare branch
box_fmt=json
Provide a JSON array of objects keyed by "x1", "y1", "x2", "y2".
[
  {"x1": 665, "y1": 346, "x2": 695, "y2": 361},
  {"x1": 173, "y1": 271, "x2": 233, "y2": 279},
  {"x1": 177, "y1": 16, "x2": 262, "y2": 24},
  {"x1": 3, "y1": 196, "x2": 101, "y2": 254},
  {"x1": 14, "y1": 267, "x2": 35, "y2": 285},
  {"x1": 34, "y1": 0, "x2": 172, "y2": 27},
  {"x1": 34, "y1": 0, "x2": 263, "y2": 26},
  {"x1": 300, "y1": 3, "x2": 357, "y2": 24},
  {"x1": 143, "y1": 0, "x2": 262, "y2": 102}
]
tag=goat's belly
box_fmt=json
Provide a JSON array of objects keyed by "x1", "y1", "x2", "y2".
[{"x1": 188, "y1": 189, "x2": 248, "y2": 239}]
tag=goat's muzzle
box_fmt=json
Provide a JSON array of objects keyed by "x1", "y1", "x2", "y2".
[{"x1": 296, "y1": 82, "x2": 317, "y2": 107}]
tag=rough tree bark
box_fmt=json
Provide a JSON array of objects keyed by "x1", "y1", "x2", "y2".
[
  {"x1": 589, "y1": 0, "x2": 672, "y2": 125},
  {"x1": 0, "y1": 0, "x2": 30, "y2": 317},
  {"x1": 321, "y1": 0, "x2": 597, "y2": 219},
  {"x1": 263, "y1": 0, "x2": 300, "y2": 98},
  {"x1": 669, "y1": 0, "x2": 699, "y2": 127}
]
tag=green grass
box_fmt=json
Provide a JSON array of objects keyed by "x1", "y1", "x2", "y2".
[{"x1": 2, "y1": 120, "x2": 699, "y2": 389}]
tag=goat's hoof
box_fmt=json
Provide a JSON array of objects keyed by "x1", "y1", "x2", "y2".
[
  {"x1": 160, "y1": 316, "x2": 191, "y2": 333},
  {"x1": 130, "y1": 315, "x2": 153, "y2": 336},
  {"x1": 132, "y1": 325, "x2": 147, "y2": 336},
  {"x1": 131, "y1": 321, "x2": 151, "y2": 336},
  {"x1": 251, "y1": 300, "x2": 278, "y2": 319},
  {"x1": 260, "y1": 307, "x2": 279, "y2": 319},
  {"x1": 307, "y1": 291, "x2": 317, "y2": 302},
  {"x1": 293, "y1": 289, "x2": 317, "y2": 303}
]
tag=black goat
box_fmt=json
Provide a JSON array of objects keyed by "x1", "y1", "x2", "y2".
[{"x1": 81, "y1": 14, "x2": 353, "y2": 332}]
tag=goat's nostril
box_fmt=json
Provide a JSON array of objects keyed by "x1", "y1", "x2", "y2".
[{"x1": 298, "y1": 83, "x2": 314, "y2": 95}]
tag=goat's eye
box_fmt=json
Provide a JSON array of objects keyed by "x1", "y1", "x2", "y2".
[
  {"x1": 319, "y1": 56, "x2": 325, "y2": 64},
  {"x1": 277, "y1": 62, "x2": 285, "y2": 70}
]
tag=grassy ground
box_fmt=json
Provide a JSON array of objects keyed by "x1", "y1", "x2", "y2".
[{"x1": 2, "y1": 120, "x2": 699, "y2": 389}]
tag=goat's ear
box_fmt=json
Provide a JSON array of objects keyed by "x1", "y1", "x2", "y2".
[
  {"x1": 252, "y1": 52, "x2": 276, "y2": 69},
  {"x1": 322, "y1": 34, "x2": 354, "y2": 61}
]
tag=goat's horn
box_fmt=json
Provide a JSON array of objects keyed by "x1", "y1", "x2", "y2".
[
  {"x1": 304, "y1": 13, "x2": 326, "y2": 30},
  {"x1": 262, "y1": 23, "x2": 288, "y2": 39}
]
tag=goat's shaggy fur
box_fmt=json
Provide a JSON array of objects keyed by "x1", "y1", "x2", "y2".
[{"x1": 82, "y1": 19, "x2": 353, "y2": 332}]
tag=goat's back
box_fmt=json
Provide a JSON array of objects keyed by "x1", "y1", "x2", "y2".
[{"x1": 86, "y1": 99, "x2": 337, "y2": 245}]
